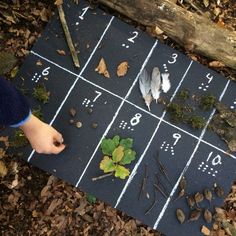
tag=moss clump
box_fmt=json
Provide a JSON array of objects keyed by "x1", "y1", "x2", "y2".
[
  {"x1": 32, "y1": 106, "x2": 44, "y2": 120},
  {"x1": 166, "y1": 103, "x2": 187, "y2": 123},
  {"x1": 32, "y1": 83, "x2": 50, "y2": 104},
  {"x1": 200, "y1": 95, "x2": 216, "y2": 111},
  {"x1": 10, "y1": 130, "x2": 28, "y2": 148},
  {"x1": 188, "y1": 115, "x2": 206, "y2": 129},
  {"x1": 177, "y1": 89, "x2": 190, "y2": 101}
]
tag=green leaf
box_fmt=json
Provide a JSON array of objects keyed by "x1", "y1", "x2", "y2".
[
  {"x1": 86, "y1": 194, "x2": 96, "y2": 204},
  {"x1": 120, "y1": 138, "x2": 133, "y2": 149},
  {"x1": 114, "y1": 165, "x2": 130, "y2": 179},
  {"x1": 112, "y1": 135, "x2": 120, "y2": 147},
  {"x1": 100, "y1": 138, "x2": 117, "y2": 155},
  {"x1": 100, "y1": 156, "x2": 116, "y2": 173},
  {"x1": 112, "y1": 145, "x2": 124, "y2": 163},
  {"x1": 119, "y1": 149, "x2": 136, "y2": 165}
]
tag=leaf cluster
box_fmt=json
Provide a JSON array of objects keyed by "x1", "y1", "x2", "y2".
[{"x1": 99, "y1": 135, "x2": 136, "y2": 179}]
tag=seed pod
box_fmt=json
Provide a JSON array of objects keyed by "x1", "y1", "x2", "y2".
[
  {"x1": 214, "y1": 183, "x2": 224, "y2": 198},
  {"x1": 204, "y1": 209, "x2": 212, "y2": 223},
  {"x1": 189, "y1": 209, "x2": 202, "y2": 222},
  {"x1": 69, "y1": 108, "x2": 76, "y2": 117},
  {"x1": 92, "y1": 123, "x2": 98, "y2": 129},
  {"x1": 176, "y1": 208, "x2": 185, "y2": 224},
  {"x1": 195, "y1": 192, "x2": 204, "y2": 205},
  {"x1": 179, "y1": 176, "x2": 187, "y2": 190},
  {"x1": 186, "y1": 195, "x2": 195, "y2": 209},
  {"x1": 204, "y1": 188, "x2": 212, "y2": 203}
]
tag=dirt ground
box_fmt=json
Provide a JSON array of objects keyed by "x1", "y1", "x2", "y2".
[{"x1": 0, "y1": 0, "x2": 236, "y2": 235}]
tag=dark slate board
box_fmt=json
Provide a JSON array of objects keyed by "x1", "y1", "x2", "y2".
[{"x1": 3, "y1": 1, "x2": 236, "y2": 235}]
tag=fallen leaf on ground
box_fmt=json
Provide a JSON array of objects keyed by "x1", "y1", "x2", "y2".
[
  {"x1": 95, "y1": 57, "x2": 110, "y2": 78},
  {"x1": 0, "y1": 160, "x2": 7, "y2": 177},
  {"x1": 209, "y1": 60, "x2": 225, "y2": 67},
  {"x1": 117, "y1": 61, "x2": 129, "y2": 77}
]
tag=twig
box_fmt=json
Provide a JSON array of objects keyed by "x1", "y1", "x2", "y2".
[
  {"x1": 155, "y1": 173, "x2": 169, "y2": 196},
  {"x1": 138, "y1": 164, "x2": 148, "y2": 200},
  {"x1": 154, "y1": 184, "x2": 168, "y2": 199},
  {"x1": 155, "y1": 156, "x2": 172, "y2": 186},
  {"x1": 145, "y1": 190, "x2": 158, "y2": 215},
  {"x1": 57, "y1": 4, "x2": 80, "y2": 68},
  {"x1": 92, "y1": 172, "x2": 113, "y2": 181}
]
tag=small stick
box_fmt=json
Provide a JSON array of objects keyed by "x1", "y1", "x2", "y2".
[
  {"x1": 154, "y1": 184, "x2": 168, "y2": 199},
  {"x1": 57, "y1": 3, "x2": 80, "y2": 68},
  {"x1": 92, "y1": 172, "x2": 113, "y2": 181},
  {"x1": 155, "y1": 173, "x2": 169, "y2": 196},
  {"x1": 156, "y1": 157, "x2": 172, "y2": 186},
  {"x1": 145, "y1": 190, "x2": 158, "y2": 215},
  {"x1": 138, "y1": 164, "x2": 148, "y2": 200}
]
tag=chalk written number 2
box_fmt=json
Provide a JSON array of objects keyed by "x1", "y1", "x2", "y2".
[{"x1": 128, "y1": 31, "x2": 139, "y2": 43}]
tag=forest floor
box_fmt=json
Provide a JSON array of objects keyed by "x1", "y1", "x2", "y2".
[{"x1": 0, "y1": 0, "x2": 236, "y2": 235}]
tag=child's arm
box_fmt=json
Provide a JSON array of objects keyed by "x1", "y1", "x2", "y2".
[{"x1": 0, "y1": 77, "x2": 65, "y2": 154}]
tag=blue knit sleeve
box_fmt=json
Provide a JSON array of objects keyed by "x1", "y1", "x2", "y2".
[{"x1": 0, "y1": 76, "x2": 31, "y2": 127}]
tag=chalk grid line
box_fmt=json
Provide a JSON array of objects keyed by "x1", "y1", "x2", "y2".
[
  {"x1": 114, "y1": 60, "x2": 193, "y2": 208},
  {"x1": 75, "y1": 40, "x2": 159, "y2": 187},
  {"x1": 153, "y1": 79, "x2": 230, "y2": 229},
  {"x1": 19, "y1": 2, "x2": 235, "y2": 233},
  {"x1": 27, "y1": 15, "x2": 115, "y2": 162},
  {"x1": 26, "y1": 52, "x2": 236, "y2": 161}
]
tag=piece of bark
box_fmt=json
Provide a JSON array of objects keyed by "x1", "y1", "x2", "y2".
[{"x1": 98, "y1": 0, "x2": 236, "y2": 70}]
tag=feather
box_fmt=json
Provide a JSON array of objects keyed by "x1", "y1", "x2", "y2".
[
  {"x1": 139, "y1": 68, "x2": 152, "y2": 111},
  {"x1": 151, "y1": 67, "x2": 161, "y2": 103},
  {"x1": 161, "y1": 73, "x2": 171, "y2": 93}
]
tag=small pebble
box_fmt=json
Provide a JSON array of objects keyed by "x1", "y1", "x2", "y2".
[
  {"x1": 76, "y1": 121, "x2": 82, "y2": 128},
  {"x1": 87, "y1": 108, "x2": 93, "y2": 114},
  {"x1": 69, "y1": 119, "x2": 75, "y2": 124}
]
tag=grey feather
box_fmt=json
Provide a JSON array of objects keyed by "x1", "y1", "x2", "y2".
[
  {"x1": 151, "y1": 67, "x2": 161, "y2": 103},
  {"x1": 139, "y1": 68, "x2": 152, "y2": 110}
]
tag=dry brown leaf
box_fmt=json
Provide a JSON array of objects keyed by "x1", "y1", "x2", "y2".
[
  {"x1": 117, "y1": 61, "x2": 129, "y2": 77},
  {"x1": 201, "y1": 225, "x2": 210, "y2": 235},
  {"x1": 95, "y1": 57, "x2": 110, "y2": 78},
  {"x1": 0, "y1": 148, "x2": 6, "y2": 159},
  {"x1": 56, "y1": 49, "x2": 66, "y2": 56},
  {"x1": 54, "y1": 0, "x2": 63, "y2": 6},
  {"x1": 209, "y1": 60, "x2": 225, "y2": 68},
  {"x1": 0, "y1": 160, "x2": 7, "y2": 177},
  {"x1": 45, "y1": 199, "x2": 63, "y2": 215}
]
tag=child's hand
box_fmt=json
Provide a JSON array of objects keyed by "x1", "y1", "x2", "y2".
[{"x1": 20, "y1": 114, "x2": 65, "y2": 154}]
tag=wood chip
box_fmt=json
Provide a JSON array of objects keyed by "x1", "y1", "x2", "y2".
[
  {"x1": 95, "y1": 57, "x2": 110, "y2": 78},
  {"x1": 201, "y1": 225, "x2": 210, "y2": 235},
  {"x1": 117, "y1": 61, "x2": 129, "y2": 77},
  {"x1": 56, "y1": 49, "x2": 66, "y2": 56}
]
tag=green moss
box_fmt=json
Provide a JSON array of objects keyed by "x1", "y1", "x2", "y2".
[
  {"x1": 200, "y1": 95, "x2": 216, "y2": 111},
  {"x1": 177, "y1": 89, "x2": 190, "y2": 100},
  {"x1": 32, "y1": 83, "x2": 50, "y2": 104},
  {"x1": 188, "y1": 115, "x2": 206, "y2": 129},
  {"x1": 32, "y1": 106, "x2": 44, "y2": 120},
  {"x1": 10, "y1": 130, "x2": 28, "y2": 148},
  {"x1": 166, "y1": 103, "x2": 187, "y2": 123}
]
